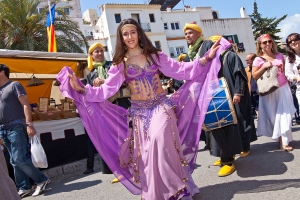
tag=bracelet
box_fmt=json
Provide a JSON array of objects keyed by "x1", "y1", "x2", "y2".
[
  {"x1": 205, "y1": 55, "x2": 212, "y2": 62},
  {"x1": 26, "y1": 122, "x2": 33, "y2": 127},
  {"x1": 78, "y1": 87, "x2": 86, "y2": 95},
  {"x1": 199, "y1": 57, "x2": 207, "y2": 65}
]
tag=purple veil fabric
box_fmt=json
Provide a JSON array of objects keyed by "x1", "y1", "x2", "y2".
[
  {"x1": 171, "y1": 38, "x2": 231, "y2": 173},
  {"x1": 56, "y1": 38, "x2": 231, "y2": 195}
]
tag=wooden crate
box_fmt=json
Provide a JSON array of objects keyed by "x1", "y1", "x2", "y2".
[
  {"x1": 33, "y1": 108, "x2": 61, "y2": 121},
  {"x1": 60, "y1": 110, "x2": 78, "y2": 118}
]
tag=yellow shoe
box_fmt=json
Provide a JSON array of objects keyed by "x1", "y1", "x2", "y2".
[
  {"x1": 111, "y1": 178, "x2": 120, "y2": 184},
  {"x1": 240, "y1": 151, "x2": 250, "y2": 158},
  {"x1": 213, "y1": 159, "x2": 221, "y2": 166},
  {"x1": 213, "y1": 156, "x2": 235, "y2": 166},
  {"x1": 218, "y1": 164, "x2": 235, "y2": 177}
]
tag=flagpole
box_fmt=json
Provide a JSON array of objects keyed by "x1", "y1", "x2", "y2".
[{"x1": 48, "y1": 0, "x2": 52, "y2": 23}]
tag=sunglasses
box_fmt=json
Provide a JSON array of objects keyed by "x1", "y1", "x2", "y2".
[
  {"x1": 288, "y1": 38, "x2": 300, "y2": 45},
  {"x1": 261, "y1": 40, "x2": 272, "y2": 45}
]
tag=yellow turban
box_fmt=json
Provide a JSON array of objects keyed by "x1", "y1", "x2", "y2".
[
  {"x1": 183, "y1": 23, "x2": 202, "y2": 34},
  {"x1": 177, "y1": 53, "x2": 187, "y2": 62},
  {"x1": 209, "y1": 35, "x2": 222, "y2": 42},
  {"x1": 87, "y1": 43, "x2": 104, "y2": 70}
]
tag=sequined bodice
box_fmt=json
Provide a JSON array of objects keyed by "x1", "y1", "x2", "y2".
[{"x1": 125, "y1": 62, "x2": 160, "y2": 98}]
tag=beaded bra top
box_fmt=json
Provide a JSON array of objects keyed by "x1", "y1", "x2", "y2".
[{"x1": 125, "y1": 61, "x2": 160, "y2": 98}]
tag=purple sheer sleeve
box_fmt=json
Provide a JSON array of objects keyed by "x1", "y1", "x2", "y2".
[
  {"x1": 56, "y1": 67, "x2": 142, "y2": 195},
  {"x1": 156, "y1": 51, "x2": 204, "y2": 80},
  {"x1": 84, "y1": 63, "x2": 125, "y2": 102},
  {"x1": 169, "y1": 38, "x2": 232, "y2": 173}
]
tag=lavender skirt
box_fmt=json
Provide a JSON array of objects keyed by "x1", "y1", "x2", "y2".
[{"x1": 119, "y1": 93, "x2": 197, "y2": 199}]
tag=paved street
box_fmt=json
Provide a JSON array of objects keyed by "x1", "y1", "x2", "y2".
[{"x1": 26, "y1": 123, "x2": 300, "y2": 200}]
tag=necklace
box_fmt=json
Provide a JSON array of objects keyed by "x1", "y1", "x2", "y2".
[{"x1": 127, "y1": 48, "x2": 142, "y2": 58}]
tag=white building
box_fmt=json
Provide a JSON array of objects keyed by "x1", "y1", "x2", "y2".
[{"x1": 83, "y1": 3, "x2": 256, "y2": 67}]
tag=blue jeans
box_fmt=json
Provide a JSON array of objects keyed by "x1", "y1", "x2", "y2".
[{"x1": 0, "y1": 123, "x2": 48, "y2": 190}]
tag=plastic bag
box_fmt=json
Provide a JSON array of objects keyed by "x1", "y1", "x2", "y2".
[{"x1": 30, "y1": 135, "x2": 48, "y2": 168}]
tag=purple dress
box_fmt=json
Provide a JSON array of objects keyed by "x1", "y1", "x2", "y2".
[{"x1": 56, "y1": 39, "x2": 231, "y2": 200}]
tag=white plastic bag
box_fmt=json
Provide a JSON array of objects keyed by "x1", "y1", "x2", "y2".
[{"x1": 30, "y1": 135, "x2": 48, "y2": 168}]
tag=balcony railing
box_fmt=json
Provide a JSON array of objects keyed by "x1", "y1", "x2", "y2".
[{"x1": 140, "y1": 23, "x2": 151, "y2": 32}]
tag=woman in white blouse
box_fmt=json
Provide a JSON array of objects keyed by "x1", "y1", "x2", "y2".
[{"x1": 285, "y1": 33, "x2": 300, "y2": 111}]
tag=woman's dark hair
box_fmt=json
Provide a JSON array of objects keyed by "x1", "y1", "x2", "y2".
[
  {"x1": 112, "y1": 18, "x2": 160, "y2": 67},
  {"x1": 286, "y1": 33, "x2": 300, "y2": 63},
  {"x1": 0, "y1": 64, "x2": 10, "y2": 78}
]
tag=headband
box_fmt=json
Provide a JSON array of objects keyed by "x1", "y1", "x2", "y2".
[
  {"x1": 258, "y1": 34, "x2": 272, "y2": 42},
  {"x1": 88, "y1": 43, "x2": 104, "y2": 70},
  {"x1": 121, "y1": 24, "x2": 137, "y2": 32},
  {"x1": 183, "y1": 23, "x2": 202, "y2": 34}
]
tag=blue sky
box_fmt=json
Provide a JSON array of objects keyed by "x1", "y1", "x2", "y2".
[{"x1": 80, "y1": 0, "x2": 300, "y2": 40}]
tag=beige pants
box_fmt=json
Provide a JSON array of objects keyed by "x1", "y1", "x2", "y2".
[{"x1": 0, "y1": 150, "x2": 20, "y2": 200}]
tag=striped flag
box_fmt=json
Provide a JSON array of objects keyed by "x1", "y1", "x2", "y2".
[{"x1": 46, "y1": 3, "x2": 57, "y2": 52}]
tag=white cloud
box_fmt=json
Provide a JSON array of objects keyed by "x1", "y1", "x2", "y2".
[{"x1": 278, "y1": 14, "x2": 300, "y2": 41}]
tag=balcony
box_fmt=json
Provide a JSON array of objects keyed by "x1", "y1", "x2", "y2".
[{"x1": 140, "y1": 23, "x2": 151, "y2": 32}]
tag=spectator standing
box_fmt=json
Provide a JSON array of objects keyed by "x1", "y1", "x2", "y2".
[
  {"x1": 85, "y1": 43, "x2": 131, "y2": 184},
  {"x1": 252, "y1": 34, "x2": 295, "y2": 151},
  {"x1": 245, "y1": 53, "x2": 259, "y2": 118},
  {"x1": 285, "y1": 33, "x2": 300, "y2": 123},
  {"x1": 0, "y1": 64, "x2": 50, "y2": 198}
]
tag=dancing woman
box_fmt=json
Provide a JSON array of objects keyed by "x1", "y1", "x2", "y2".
[{"x1": 57, "y1": 19, "x2": 231, "y2": 199}]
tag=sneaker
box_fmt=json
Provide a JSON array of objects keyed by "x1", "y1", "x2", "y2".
[
  {"x1": 31, "y1": 179, "x2": 50, "y2": 197},
  {"x1": 18, "y1": 189, "x2": 32, "y2": 198}
]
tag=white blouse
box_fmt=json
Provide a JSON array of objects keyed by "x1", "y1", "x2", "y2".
[{"x1": 285, "y1": 54, "x2": 300, "y2": 83}]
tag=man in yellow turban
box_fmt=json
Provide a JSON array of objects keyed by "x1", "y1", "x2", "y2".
[
  {"x1": 84, "y1": 43, "x2": 131, "y2": 180},
  {"x1": 183, "y1": 25, "x2": 256, "y2": 177}
]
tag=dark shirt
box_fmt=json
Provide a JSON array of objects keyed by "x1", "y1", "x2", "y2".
[{"x1": 0, "y1": 81, "x2": 26, "y2": 124}]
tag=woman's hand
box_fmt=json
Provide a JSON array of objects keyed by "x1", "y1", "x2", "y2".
[
  {"x1": 208, "y1": 38, "x2": 221, "y2": 60},
  {"x1": 200, "y1": 38, "x2": 221, "y2": 65},
  {"x1": 68, "y1": 73, "x2": 85, "y2": 93},
  {"x1": 93, "y1": 77, "x2": 105, "y2": 87},
  {"x1": 262, "y1": 61, "x2": 272, "y2": 70}
]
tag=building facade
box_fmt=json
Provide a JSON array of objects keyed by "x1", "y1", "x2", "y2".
[{"x1": 83, "y1": 3, "x2": 256, "y2": 67}]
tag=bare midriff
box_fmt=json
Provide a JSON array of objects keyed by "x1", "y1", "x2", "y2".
[{"x1": 128, "y1": 73, "x2": 165, "y2": 101}]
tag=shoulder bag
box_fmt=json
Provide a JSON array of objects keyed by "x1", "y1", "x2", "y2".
[{"x1": 256, "y1": 57, "x2": 279, "y2": 96}]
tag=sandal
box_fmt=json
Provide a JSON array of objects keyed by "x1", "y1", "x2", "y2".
[{"x1": 281, "y1": 145, "x2": 293, "y2": 152}]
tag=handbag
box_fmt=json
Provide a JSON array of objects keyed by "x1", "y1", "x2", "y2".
[
  {"x1": 30, "y1": 135, "x2": 48, "y2": 168},
  {"x1": 256, "y1": 57, "x2": 279, "y2": 96}
]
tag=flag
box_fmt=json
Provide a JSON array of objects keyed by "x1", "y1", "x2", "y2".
[{"x1": 46, "y1": 4, "x2": 57, "y2": 52}]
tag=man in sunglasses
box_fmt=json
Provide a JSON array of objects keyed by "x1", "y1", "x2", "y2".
[{"x1": 183, "y1": 23, "x2": 256, "y2": 177}]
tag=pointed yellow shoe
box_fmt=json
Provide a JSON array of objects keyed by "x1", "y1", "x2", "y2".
[
  {"x1": 218, "y1": 164, "x2": 235, "y2": 177},
  {"x1": 111, "y1": 178, "x2": 120, "y2": 184},
  {"x1": 213, "y1": 159, "x2": 221, "y2": 166},
  {"x1": 240, "y1": 151, "x2": 250, "y2": 158}
]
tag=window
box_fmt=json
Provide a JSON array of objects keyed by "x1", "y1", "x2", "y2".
[
  {"x1": 38, "y1": 8, "x2": 45, "y2": 13},
  {"x1": 163, "y1": 23, "x2": 168, "y2": 30},
  {"x1": 103, "y1": 46, "x2": 108, "y2": 52},
  {"x1": 154, "y1": 41, "x2": 161, "y2": 50},
  {"x1": 149, "y1": 14, "x2": 155, "y2": 22},
  {"x1": 223, "y1": 34, "x2": 239, "y2": 44},
  {"x1": 212, "y1": 11, "x2": 218, "y2": 19},
  {"x1": 171, "y1": 22, "x2": 180, "y2": 30},
  {"x1": 169, "y1": 47, "x2": 176, "y2": 57},
  {"x1": 115, "y1": 14, "x2": 121, "y2": 23},
  {"x1": 64, "y1": 8, "x2": 70, "y2": 15},
  {"x1": 176, "y1": 46, "x2": 185, "y2": 56}
]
